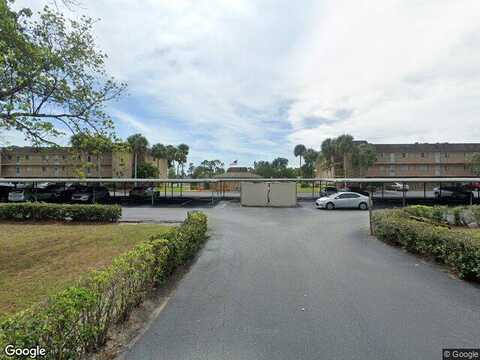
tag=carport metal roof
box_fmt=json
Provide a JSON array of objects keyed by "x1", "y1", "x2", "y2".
[{"x1": 1, "y1": 177, "x2": 480, "y2": 183}]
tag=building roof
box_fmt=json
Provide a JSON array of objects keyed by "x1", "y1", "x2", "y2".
[
  {"x1": 1, "y1": 146, "x2": 71, "y2": 154},
  {"x1": 213, "y1": 171, "x2": 261, "y2": 179},
  {"x1": 373, "y1": 143, "x2": 480, "y2": 153}
]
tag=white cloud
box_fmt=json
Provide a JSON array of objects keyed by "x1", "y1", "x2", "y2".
[{"x1": 12, "y1": 0, "x2": 480, "y2": 165}]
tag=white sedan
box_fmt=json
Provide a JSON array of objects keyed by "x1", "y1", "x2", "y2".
[{"x1": 315, "y1": 192, "x2": 369, "y2": 210}]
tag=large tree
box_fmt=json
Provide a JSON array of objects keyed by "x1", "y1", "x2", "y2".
[
  {"x1": 176, "y1": 143, "x2": 189, "y2": 178},
  {"x1": 335, "y1": 134, "x2": 355, "y2": 177},
  {"x1": 254, "y1": 158, "x2": 296, "y2": 178},
  {"x1": 165, "y1": 145, "x2": 177, "y2": 176},
  {"x1": 319, "y1": 135, "x2": 376, "y2": 177},
  {"x1": 151, "y1": 143, "x2": 166, "y2": 176},
  {"x1": 127, "y1": 133, "x2": 149, "y2": 179},
  {"x1": 294, "y1": 144, "x2": 307, "y2": 173},
  {"x1": 470, "y1": 153, "x2": 480, "y2": 176},
  {"x1": 0, "y1": 1, "x2": 126, "y2": 145},
  {"x1": 70, "y1": 132, "x2": 113, "y2": 178},
  {"x1": 301, "y1": 149, "x2": 319, "y2": 178}
]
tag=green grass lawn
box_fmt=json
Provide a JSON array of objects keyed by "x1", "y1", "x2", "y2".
[{"x1": 0, "y1": 223, "x2": 169, "y2": 315}]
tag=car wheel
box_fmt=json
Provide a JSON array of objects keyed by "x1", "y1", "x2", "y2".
[
  {"x1": 358, "y1": 202, "x2": 368, "y2": 210},
  {"x1": 326, "y1": 202, "x2": 335, "y2": 210}
]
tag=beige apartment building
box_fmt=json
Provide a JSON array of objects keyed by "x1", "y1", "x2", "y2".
[
  {"x1": 0, "y1": 147, "x2": 168, "y2": 179},
  {"x1": 316, "y1": 142, "x2": 480, "y2": 178}
]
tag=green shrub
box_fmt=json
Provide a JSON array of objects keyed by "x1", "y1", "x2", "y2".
[
  {"x1": 0, "y1": 211, "x2": 208, "y2": 359},
  {"x1": 373, "y1": 210, "x2": 480, "y2": 281},
  {"x1": 0, "y1": 203, "x2": 121, "y2": 222}
]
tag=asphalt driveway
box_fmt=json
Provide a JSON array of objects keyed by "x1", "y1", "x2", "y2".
[{"x1": 122, "y1": 201, "x2": 480, "y2": 360}]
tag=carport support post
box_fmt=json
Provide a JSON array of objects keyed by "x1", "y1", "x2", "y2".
[
  {"x1": 424, "y1": 182, "x2": 426, "y2": 199},
  {"x1": 34, "y1": 181, "x2": 37, "y2": 202},
  {"x1": 150, "y1": 182, "x2": 153, "y2": 206},
  {"x1": 180, "y1": 183, "x2": 183, "y2": 198},
  {"x1": 369, "y1": 192, "x2": 374, "y2": 235},
  {"x1": 113, "y1": 182, "x2": 116, "y2": 198},
  {"x1": 381, "y1": 183, "x2": 384, "y2": 199},
  {"x1": 470, "y1": 183, "x2": 474, "y2": 205},
  {"x1": 402, "y1": 182, "x2": 406, "y2": 207}
]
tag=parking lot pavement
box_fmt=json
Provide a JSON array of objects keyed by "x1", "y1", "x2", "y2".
[{"x1": 123, "y1": 201, "x2": 480, "y2": 360}]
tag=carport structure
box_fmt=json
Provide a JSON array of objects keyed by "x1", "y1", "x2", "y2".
[{"x1": 1, "y1": 177, "x2": 480, "y2": 206}]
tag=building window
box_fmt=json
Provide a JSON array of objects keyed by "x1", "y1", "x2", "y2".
[
  {"x1": 87, "y1": 155, "x2": 92, "y2": 162},
  {"x1": 25, "y1": 155, "x2": 29, "y2": 160},
  {"x1": 16, "y1": 155, "x2": 20, "y2": 163},
  {"x1": 421, "y1": 152, "x2": 425, "y2": 158},
  {"x1": 402, "y1": 153, "x2": 407, "y2": 158},
  {"x1": 445, "y1": 165, "x2": 449, "y2": 171},
  {"x1": 62, "y1": 155, "x2": 66, "y2": 160},
  {"x1": 87, "y1": 167, "x2": 91, "y2": 175},
  {"x1": 42, "y1": 155, "x2": 48, "y2": 161},
  {"x1": 16, "y1": 166, "x2": 20, "y2": 175},
  {"x1": 7, "y1": 155, "x2": 12, "y2": 160},
  {"x1": 444, "y1": 152, "x2": 448, "y2": 158},
  {"x1": 42, "y1": 166, "x2": 46, "y2": 173},
  {"x1": 54, "y1": 167, "x2": 59, "y2": 176}
]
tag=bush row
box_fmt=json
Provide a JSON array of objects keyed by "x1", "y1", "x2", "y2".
[
  {"x1": 372, "y1": 209, "x2": 480, "y2": 281},
  {"x1": 0, "y1": 211, "x2": 208, "y2": 359},
  {"x1": 403, "y1": 204, "x2": 480, "y2": 227},
  {"x1": 0, "y1": 203, "x2": 122, "y2": 222}
]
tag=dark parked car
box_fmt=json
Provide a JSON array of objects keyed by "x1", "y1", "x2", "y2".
[
  {"x1": 319, "y1": 186, "x2": 338, "y2": 197},
  {"x1": 129, "y1": 186, "x2": 157, "y2": 201},
  {"x1": 347, "y1": 186, "x2": 370, "y2": 197},
  {"x1": 71, "y1": 186, "x2": 110, "y2": 203},
  {"x1": 60, "y1": 184, "x2": 89, "y2": 202},
  {"x1": 433, "y1": 186, "x2": 472, "y2": 200},
  {"x1": 463, "y1": 182, "x2": 480, "y2": 191},
  {"x1": 0, "y1": 183, "x2": 14, "y2": 202}
]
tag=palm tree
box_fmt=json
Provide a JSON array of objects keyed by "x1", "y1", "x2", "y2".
[
  {"x1": 127, "y1": 133, "x2": 149, "y2": 179},
  {"x1": 177, "y1": 144, "x2": 189, "y2": 177},
  {"x1": 165, "y1": 145, "x2": 177, "y2": 177},
  {"x1": 335, "y1": 134, "x2": 354, "y2": 178},
  {"x1": 151, "y1": 143, "x2": 166, "y2": 177},
  {"x1": 294, "y1": 144, "x2": 307, "y2": 175}
]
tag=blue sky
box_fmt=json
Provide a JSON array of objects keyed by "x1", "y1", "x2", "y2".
[{"x1": 9, "y1": 0, "x2": 480, "y2": 167}]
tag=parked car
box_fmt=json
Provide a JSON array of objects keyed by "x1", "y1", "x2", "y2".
[
  {"x1": 60, "y1": 184, "x2": 88, "y2": 202},
  {"x1": 71, "y1": 186, "x2": 110, "y2": 203},
  {"x1": 129, "y1": 186, "x2": 157, "y2": 200},
  {"x1": 463, "y1": 182, "x2": 480, "y2": 191},
  {"x1": 0, "y1": 183, "x2": 14, "y2": 202},
  {"x1": 319, "y1": 186, "x2": 338, "y2": 197},
  {"x1": 347, "y1": 186, "x2": 370, "y2": 197},
  {"x1": 387, "y1": 182, "x2": 409, "y2": 191},
  {"x1": 8, "y1": 183, "x2": 63, "y2": 202},
  {"x1": 315, "y1": 192, "x2": 369, "y2": 210},
  {"x1": 433, "y1": 186, "x2": 472, "y2": 200}
]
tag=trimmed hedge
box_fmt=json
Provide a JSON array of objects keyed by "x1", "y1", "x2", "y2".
[
  {"x1": 0, "y1": 203, "x2": 122, "y2": 222},
  {"x1": 373, "y1": 208, "x2": 480, "y2": 281},
  {"x1": 0, "y1": 211, "x2": 208, "y2": 359}
]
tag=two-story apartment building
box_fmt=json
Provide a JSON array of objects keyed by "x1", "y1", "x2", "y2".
[
  {"x1": 316, "y1": 142, "x2": 480, "y2": 178},
  {"x1": 0, "y1": 147, "x2": 168, "y2": 179}
]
